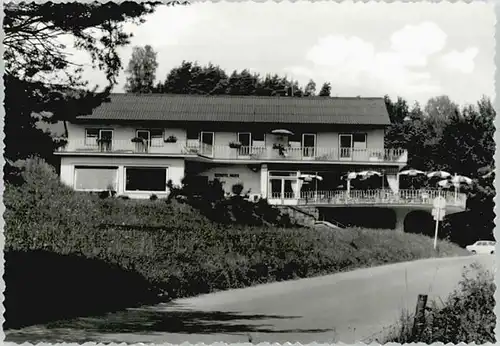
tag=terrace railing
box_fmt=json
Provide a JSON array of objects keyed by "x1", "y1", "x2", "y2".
[
  {"x1": 185, "y1": 144, "x2": 407, "y2": 164},
  {"x1": 57, "y1": 139, "x2": 187, "y2": 155},
  {"x1": 269, "y1": 189, "x2": 467, "y2": 209}
]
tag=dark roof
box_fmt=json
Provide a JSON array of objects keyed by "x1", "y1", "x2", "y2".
[{"x1": 78, "y1": 94, "x2": 391, "y2": 126}]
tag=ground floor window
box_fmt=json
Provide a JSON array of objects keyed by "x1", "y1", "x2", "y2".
[
  {"x1": 125, "y1": 167, "x2": 167, "y2": 192},
  {"x1": 74, "y1": 166, "x2": 118, "y2": 191}
]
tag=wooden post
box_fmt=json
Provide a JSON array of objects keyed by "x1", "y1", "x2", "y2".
[{"x1": 412, "y1": 294, "x2": 428, "y2": 338}]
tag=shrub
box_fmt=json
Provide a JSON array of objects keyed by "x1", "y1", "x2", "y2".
[
  {"x1": 381, "y1": 263, "x2": 495, "y2": 344},
  {"x1": 150, "y1": 194, "x2": 158, "y2": 201},
  {"x1": 231, "y1": 183, "x2": 244, "y2": 196}
]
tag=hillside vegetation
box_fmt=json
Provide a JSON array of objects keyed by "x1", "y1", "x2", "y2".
[
  {"x1": 380, "y1": 263, "x2": 495, "y2": 344},
  {"x1": 5, "y1": 158, "x2": 468, "y2": 328}
]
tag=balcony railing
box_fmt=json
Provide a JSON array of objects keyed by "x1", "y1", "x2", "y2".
[
  {"x1": 268, "y1": 189, "x2": 467, "y2": 209},
  {"x1": 57, "y1": 139, "x2": 186, "y2": 155},
  {"x1": 185, "y1": 144, "x2": 407, "y2": 163},
  {"x1": 57, "y1": 139, "x2": 407, "y2": 164}
]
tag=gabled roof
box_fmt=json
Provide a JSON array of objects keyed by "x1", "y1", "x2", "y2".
[{"x1": 77, "y1": 93, "x2": 391, "y2": 126}]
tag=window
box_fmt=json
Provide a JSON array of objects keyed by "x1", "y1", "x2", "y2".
[
  {"x1": 85, "y1": 129, "x2": 113, "y2": 148},
  {"x1": 200, "y1": 132, "x2": 214, "y2": 156},
  {"x1": 74, "y1": 166, "x2": 117, "y2": 191},
  {"x1": 238, "y1": 133, "x2": 252, "y2": 147},
  {"x1": 253, "y1": 132, "x2": 265, "y2": 142},
  {"x1": 353, "y1": 133, "x2": 367, "y2": 149},
  {"x1": 302, "y1": 133, "x2": 316, "y2": 157},
  {"x1": 84, "y1": 129, "x2": 113, "y2": 152},
  {"x1": 289, "y1": 133, "x2": 302, "y2": 142},
  {"x1": 125, "y1": 167, "x2": 167, "y2": 192},
  {"x1": 187, "y1": 129, "x2": 200, "y2": 140},
  {"x1": 136, "y1": 129, "x2": 164, "y2": 147},
  {"x1": 238, "y1": 132, "x2": 252, "y2": 155}
]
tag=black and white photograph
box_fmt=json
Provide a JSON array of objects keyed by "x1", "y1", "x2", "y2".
[{"x1": 3, "y1": 0, "x2": 497, "y2": 344}]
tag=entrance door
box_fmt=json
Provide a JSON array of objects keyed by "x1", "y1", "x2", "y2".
[
  {"x1": 270, "y1": 179, "x2": 282, "y2": 199},
  {"x1": 339, "y1": 134, "x2": 353, "y2": 159},
  {"x1": 269, "y1": 177, "x2": 297, "y2": 201},
  {"x1": 302, "y1": 133, "x2": 316, "y2": 158},
  {"x1": 200, "y1": 132, "x2": 214, "y2": 157},
  {"x1": 136, "y1": 130, "x2": 151, "y2": 153},
  {"x1": 99, "y1": 130, "x2": 113, "y2": 152},
  {"x1": 238, "y1": 132, "x2": 251, "y2": 156}
]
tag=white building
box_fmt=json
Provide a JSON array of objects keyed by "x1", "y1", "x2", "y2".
[{"x1": 56, "y1": 93, "x2": 466, "y2": 231}]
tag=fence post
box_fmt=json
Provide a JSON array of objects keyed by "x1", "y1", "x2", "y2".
[{"x1": 412, "y1": 294, "x2": 428, "y2": 339}]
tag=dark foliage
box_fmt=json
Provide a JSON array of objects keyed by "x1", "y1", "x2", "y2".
[
  {"x1": 384, "y1": 95, "x2": 495, "y2": 245},
  {"x1": 4, "y1": 250, "x2": 161, "y2": 329},
  {"x1": 153, "y1": 60, "x2": 311, "y2": 97},
  {"x1": 3, "y1": 1, "x2": 175, "y2": 181}
]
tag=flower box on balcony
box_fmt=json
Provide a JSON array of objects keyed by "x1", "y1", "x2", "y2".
[
  {"x1": 164, "y1": 135, "x2": 177, "y2": 143},
  {"x1": 229, "y1": 141, "x2": 242, "y2": 149},
  {"x1": 131, "y1": 137, "x2": 145, "y2": 143}
]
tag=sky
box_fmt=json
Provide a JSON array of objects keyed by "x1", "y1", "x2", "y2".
[{"x1": 74, "y1": 1, "x2": 495, "y2": 107}]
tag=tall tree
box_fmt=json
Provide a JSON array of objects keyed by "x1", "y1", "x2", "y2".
[
  {"x1": 423, "y1": 95, "x2": 459, "y2": 145},
  {"x1": 256, "y1": 74, "x2": 288, "y2": 96},
  {"x1": 225, "y1": 69, "x2": 260, "y2": 95},
  {"x1": 191, "y1": 63, "x2": 229, "y2": 95},
  {"x1": 157, "y1": 61, "x2": 229, "y2": 95},
  {"x1": 3, "y1": 2, "x2": 175, "y2": 174},
  {"x1": 318, "y1": 82, "x2": 331, "y2": 97},
  {"x1": 125, "y1": 45, "x2": 159, "y2": 93},
  {"x1": 304, "y1": 79, "x2": 317, "y2": 96},
  {"x1": 384, "y1": 94, "x2": 495, "y2": 245},
  {"x1": 158, "y1": 60, "x2": 196, "y2": 94}
]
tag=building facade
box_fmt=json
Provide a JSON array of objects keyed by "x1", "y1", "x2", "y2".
[{"x1": 56, "y1": 94, "x2": 466, "y2": 231}]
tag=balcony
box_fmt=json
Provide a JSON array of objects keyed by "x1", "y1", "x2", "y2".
[
  {"x1": 185, "y1": 144, "x2": 407, "y2": 164},
  {"x1": 57, "y1": 139, "x2": 407, "y2": 164},
  {"x1": 268, "y1": 189, "x2": 467, "y2": 210}
]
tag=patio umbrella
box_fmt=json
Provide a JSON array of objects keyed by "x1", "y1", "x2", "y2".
[
  {"x1": 450, "y1": 174, "x2": 473, "y2": 185},
  {"x1": 299, "y1": 174, "x2": 323, "y2": 181},
  {"x1": 299, "y1": 174, "x2": 323, "y2": 200},
  {"x1": 450, "y1": 174, "x2": 473, "y2": 201},
  {"x1": 271, "y1": 129, "x2": 294, "y2": 136},
  {"x1": 427, "y1": 171, "x2": 451, "y2": 179},
  {"x1": 346, "y1": 172, "x2": 358, "y2": 180},
  {"x1": 398, "y1": 169, "x2": 425, "y2": 189},
  {"x1": 344, "y1": 172, "x2": 360, "y2": 196},
  {"x1": 358, "y1": 170, "x2": 384, "y2": 191},
  {"x1": 438, "y1": 179, "x2": 452, "y2": 188},
  {"x1": 399, "y1": 169, "x2": 425, "y2": 176},
  {"x1": 357, "y1": 170, "x2": 382, "y2": 178}
]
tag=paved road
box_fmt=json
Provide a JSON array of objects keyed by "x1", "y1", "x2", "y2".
[{"x1": 6, "y1": 255, "x2": 495, "y2": 344}]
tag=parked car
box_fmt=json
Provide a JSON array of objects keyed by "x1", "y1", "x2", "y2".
[{"x1": 466, "y1": 240, "x2": 496, "y2": 255}]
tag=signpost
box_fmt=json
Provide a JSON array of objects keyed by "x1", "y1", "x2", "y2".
[{"x1": 432, "y1": 196, "x2": 447, "y2": 250}]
